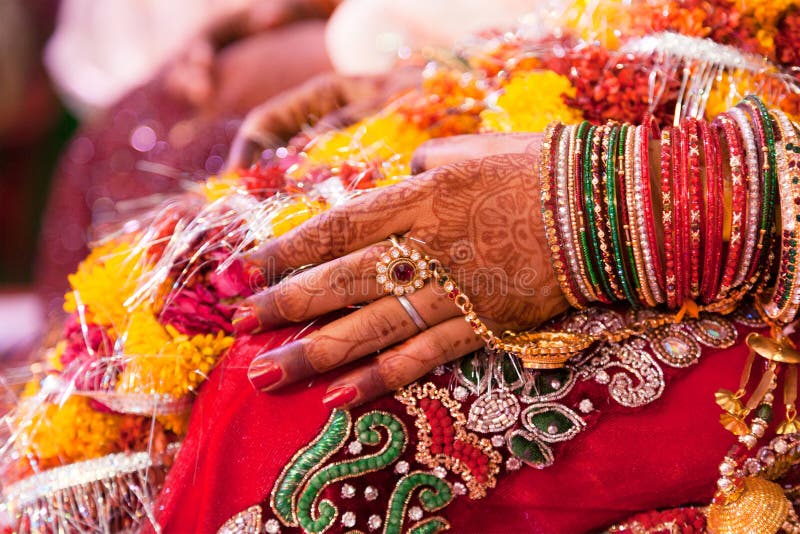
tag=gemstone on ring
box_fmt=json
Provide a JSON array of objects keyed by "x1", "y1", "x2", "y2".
[{"x1": 377, "y1": 241, "x2": 431, "y2": 295}]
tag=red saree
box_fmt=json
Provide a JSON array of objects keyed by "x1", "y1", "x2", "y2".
[{"x1": 153, "y1": 309, "x2": 762, "y2": 533}]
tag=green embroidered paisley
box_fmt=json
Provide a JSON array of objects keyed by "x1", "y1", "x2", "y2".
[
  {"x1": 384, "y1": 471, "x2": 453, "y2": 534},
  {"x1": 296, "y1": 411, "x2": 407, "y2": 533},
  {"x1": 271, "y1": 410, "x2": 351, "y2": 526},
  {"x1": 409, "y1": 518, "x2": 451, "y2": 534}
]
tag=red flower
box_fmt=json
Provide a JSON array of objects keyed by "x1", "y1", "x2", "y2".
[
  {"x1": 207, "y1": 256, "x2": 261, "y2": 299},
  {"x1": 555, "y1": 44, "x2": 680, "y2": 124},
  {"x1": 775, "y1": 8, "x2": 800, "y2": 68},
  {"x1": 160, "y1": 283, "x2": 234, "y2": 336},
  {"x1": 59, "y1": 314, "x2": 114, "y2": 391}
]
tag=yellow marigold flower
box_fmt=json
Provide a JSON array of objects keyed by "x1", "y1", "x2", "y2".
[
  {"x1": 48, "y1": 342, "x2": 66, "y2": 371},
  {"x1": 271, "y1": 197, "x2": 327, "y2": 237},
  {"x1": 15, "y1": 395, "x2": 122, "y2": 468},
  {"x1": 705, "y1": 72, "x2": 800, "y2": 122},
  {"x1": 21, "y1": 379, "x2": 40, "y2": 398},
  {"x1": 740, "y1": 0, "x2": 800, "y2": 52},
  {"x1": 561, "y1": 0, "x2": 633, "y2": 48},
  {"x1": 302, "y1": 112, "x2": 429, "y2": 179},
  {"x1": 64, "y1": 240, "x2": 147, "y2": 328},
  {"x1": 117, "y1": 311, "x2": 234, "y2": 397},
  {"x1": 480, "y1": 72, "x2": 583, "y2": 133},
  {"x1": 704, "y1": 73, "x2": 752, "y2": 120},
  {"x1": 204, "y1": 171, "x2": 245, "y2": 202},
  {"x1": 744, "y1": 0, "x2": 798, "y2": 26},
  {"x1": 122, "y1": 310, "x2": 172, "y2": 354},
  {"x1": 158, "y1": 412, "x2": 190, "y2": 436}
]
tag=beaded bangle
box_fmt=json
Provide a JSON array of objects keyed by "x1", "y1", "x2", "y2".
[
  {"x1": 661, "y1": 126, "x2": 679, "y2": 308},
  {"x1": 638, "y1": 116, "x2": 666, "y2": 303},
  {"x1": 785, "y1": 119, "x2": 800, "y2": 320},
  {"x1": 557, "y1": 124, "x2": 591, "y2": 306},
  {"x1": 625, "y1": 125, "x2": 654, "y2": 306},
  {"x1": 540, "y1": 122, "x2": 584, "y2": 308},
  {"x1": 728, "y1": 106, "x2": 763, "y2": 288},
  {"x1": 760, "y1": 111, "x2": 800, "y2": 323},
  {"x1": 699, "y1": 118, "x2": 724, "y2": 303},
  {"x1": 714, "y1": 113, "x2": 748, "y2": 298},
  {"x1": 742, "y1": 97, "x2": 778, "y2": 287}
]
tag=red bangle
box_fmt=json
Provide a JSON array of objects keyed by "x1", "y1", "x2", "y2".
[
  {"x1": 713, "y1": 113, "x2": 747, "y2": 299},
  {"x1": 661, "y1": 126, "x2": 679, "y2": 308},
  {"x1": 680, "y1": 118, "x2": 703, "y2": 302},
  {"x1": 699, "y1": 118, "x2": 724, "y2": 302},
  {"x1": 672, "y1": 123, "x2": 689, "y2": 305},
  {"x1": 728, "y1": 106, "x2": 763, "y2": 289},
  {"x1": 740, "y1": 101, "x2": 771, "y2": 285}
]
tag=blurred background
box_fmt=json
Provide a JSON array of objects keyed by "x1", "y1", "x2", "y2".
[
  {"x1": 0, "y1": 0, "x2": 67, "y2": 362},
  {"x1": 0, "y1": 0, "x2": 340, "y2": 362}
]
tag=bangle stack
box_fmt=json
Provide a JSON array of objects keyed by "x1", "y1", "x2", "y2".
[{"x1": 540, "y1": 96, "x2": 791, "y2": 317}]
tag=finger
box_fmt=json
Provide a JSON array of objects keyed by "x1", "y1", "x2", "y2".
[
  {"x1": 244, "y1": 181, "x2": 425, "y2": 275},
  {"x1": 226, "y1": 129, "x2": 280, "y2": 171},
  {"x1": 321, "y1": 317, "x2": 481, "y2": 408},
  {"x1": 224, "y1": 75, "x2": 344, "y2": 171},
  {"x1": 235, "y1": 244, "x2": 387, "y2": 332},
  {"x1": 225, "y1": 71, "x2": 419, "y2": 171},
  {"x1": 410, "y1": 133, "x2": 542, "y2": 173},
  {"x1": 247, "y1": 285, "x2": 459, "y2": 391},
  {"x1": 297, "y1": 101, "x2": 380, "y2": 142}
]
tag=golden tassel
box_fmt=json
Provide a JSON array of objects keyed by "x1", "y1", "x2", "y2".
[
  {"x1": 715, "y1": 389, "x2": 746, "y2": 416},
  {"x1": 716, "y1": 346, "x2": 756, "y2": 435}
]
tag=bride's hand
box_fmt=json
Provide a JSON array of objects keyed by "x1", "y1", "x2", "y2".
[{"x1": 235, "y1": 133, "x2": 568, "y2": 408}]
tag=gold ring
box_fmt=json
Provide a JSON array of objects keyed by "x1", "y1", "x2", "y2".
[{"x1": 376, "y1": 236, "x2": 431, "y2": 296}]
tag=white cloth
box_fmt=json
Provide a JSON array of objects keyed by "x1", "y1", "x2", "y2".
[
  {"x1": 44, "y1": 0, "x2": 252, "y2": 115},
  {"x1": 325, "y1": 0, "x2": 542, "y2": 75}
]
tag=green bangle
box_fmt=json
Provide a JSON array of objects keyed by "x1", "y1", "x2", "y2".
[
  {"x1": 584, "y1": 124, "x2": 616, "y2": 302},
  {"x1": 606, "y1": 124, "x2": 638, "y2": 306},
  {"x1": 575, "y1": 121, "x2": 603, "y2": 299}
]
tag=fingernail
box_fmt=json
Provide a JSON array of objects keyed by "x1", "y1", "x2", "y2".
[
  {"x1": 322, "y1": 386, "x2": 358, "y2": 409},
  {"x1": 248, "y1": 341, "x2": 309, "y2": 390},
  {"x1": 248, "y1": 357, "x2": 283, "y2": 390},
  {"x1": 232, "y1": 305, "x2": 261, "y2": 334}
]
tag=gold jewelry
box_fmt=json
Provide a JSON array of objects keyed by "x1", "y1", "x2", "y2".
[
  {"x1": 707, "y1": 476, "x2": 790, "y2": 534},
  {"x1": 427, "y1": 251, "x2": 745, "y2": 369},
  {"x1": 376, "y1": 236, "x2": 431, "y2": 296}
]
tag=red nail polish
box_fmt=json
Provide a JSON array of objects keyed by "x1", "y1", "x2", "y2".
[
  {"x1": 232, "y1": 306, "x2": 261, "y2": 334},
  {"x1": 322, "y1": 386, "x2": 358, "y2": 409},
  {"x1": 248, "y1": 358, "x2": 283, "y2": 390}
]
